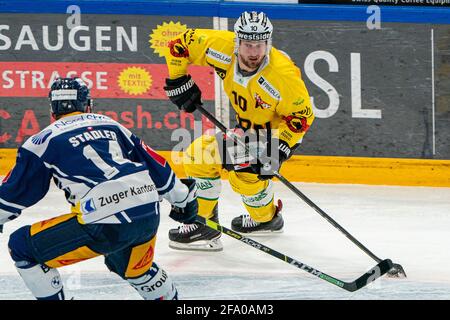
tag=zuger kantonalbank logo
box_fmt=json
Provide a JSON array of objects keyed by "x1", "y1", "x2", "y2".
[
  {"x1": 82, "y1": 198, "x2": 97, "y2": 214},
  {"x1": 98, "y1": 184, "x2": 156, "y2": 207}
]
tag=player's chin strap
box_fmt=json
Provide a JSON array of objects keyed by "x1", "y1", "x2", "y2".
[{"x1": 194, "y1": 103, "x2": 406, "y2": 279}]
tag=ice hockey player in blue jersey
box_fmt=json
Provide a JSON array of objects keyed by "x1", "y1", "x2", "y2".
[{"x1": 0, "y1": 77, "x2": 198, "y2": 300}]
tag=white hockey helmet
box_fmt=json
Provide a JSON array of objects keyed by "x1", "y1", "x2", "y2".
[{"x1": 234, "y1": 11, "x2": 273, "y2": 55}]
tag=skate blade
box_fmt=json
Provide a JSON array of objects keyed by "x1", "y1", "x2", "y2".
[{"x1": 169, "y1": 238, "x2": 223, "y2": 252}]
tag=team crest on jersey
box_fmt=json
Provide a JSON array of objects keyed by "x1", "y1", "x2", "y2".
[
  {"x1": 168, "y1": 39, "x2": 189, "y2": 58},
  {"x1": 254, "y1": 93, "x2": 271, "y2": 109},
  {"x1": 31, "y1": 129, "x2": 52, "y2": 145},
  {"x1": 282, "y1": 114, "x2": 309, "y2": 133},
  {"x1": 257, "y1": 76, "x2": 281, "y2": 100}
]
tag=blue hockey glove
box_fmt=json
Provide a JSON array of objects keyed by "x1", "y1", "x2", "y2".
[{"x1": 169, "y1": 178, "x2": 198, "y2": 224}]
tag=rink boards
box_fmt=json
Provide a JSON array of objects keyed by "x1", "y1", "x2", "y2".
[
  {"x1": 0, "y1": 1, "x2": 449, "y2": 186},
  {"x1": 1, "y1": 148, "x2": 449, "y2": 187}
]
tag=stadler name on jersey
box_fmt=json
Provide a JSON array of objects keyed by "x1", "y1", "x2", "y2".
[{"x1": 69, "y1": 129, "x2": 118, "y2": 147}]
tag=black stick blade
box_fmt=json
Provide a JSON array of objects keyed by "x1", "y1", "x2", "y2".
[{"x1": 344, "y1": 259, "x2": 394, "y2": 292}]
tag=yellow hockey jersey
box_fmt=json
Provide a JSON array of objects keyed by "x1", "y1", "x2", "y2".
[{"x1": 164, "y1": 29, "x2": 314, "y2": 148}]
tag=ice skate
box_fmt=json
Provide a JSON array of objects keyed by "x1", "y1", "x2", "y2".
[
  {"x1": 168, "y1": 205, "x2": 223, "y2": 251},
  {"x1": 231, "y1": 199, "x2": 284, "y2": 235}
]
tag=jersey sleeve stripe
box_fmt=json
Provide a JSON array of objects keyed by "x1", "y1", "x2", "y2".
[
  {"x1": 171, "y1": 191, "x2": 189, "y2": 206},
  {"x1": 156, "y1": 170, "x2": 175, "y2": 194},
  {"x1": 44, "y1": 162, "x2": 99, "y2": 186},
  {"x1": 0, "y1": 208, "x2": 19, "y2": 224},
  {"x1": 0, "y1": 197, "x2": 26, "y2": 210}
]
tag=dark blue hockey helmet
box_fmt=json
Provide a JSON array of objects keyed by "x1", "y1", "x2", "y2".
[{"x1": 49, "y1": 77, "x2": 92, "y2": 117}]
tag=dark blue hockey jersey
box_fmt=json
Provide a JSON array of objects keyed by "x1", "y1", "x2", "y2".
[{"x1": 0, "y1": 113, "x2": 189, "y2": 225}]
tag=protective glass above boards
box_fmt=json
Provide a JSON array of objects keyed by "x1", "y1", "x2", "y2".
[{"x1": 297, "y1": 0, "x2": 450, "y2": 6}]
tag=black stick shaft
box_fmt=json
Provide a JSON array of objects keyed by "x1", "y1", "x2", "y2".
[
  {"x1": 197, "y1": 216, "x2": 392, "y2": 292},
  {"x1": 197, "y1": 105, "x2": 228, "y2": 132},
  {"x1": 273, "y1": 172, "x2": 381, "y2": 262},
  {"x1": 196, "y1": 104, "x2": 382, "y2": 263}
]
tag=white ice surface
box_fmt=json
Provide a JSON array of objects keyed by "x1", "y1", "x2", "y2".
[{"x1": 1, "y1": 181, "x2": 449, "y2": 300}]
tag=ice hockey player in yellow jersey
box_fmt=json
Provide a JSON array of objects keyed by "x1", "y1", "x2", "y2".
[{"x1": 163, "y1": 11, "x2": 314, "y2": 251}]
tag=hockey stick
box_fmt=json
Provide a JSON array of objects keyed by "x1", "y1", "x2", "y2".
[
  {"x1": 196, "y1": 216, "x2": 393, "y2": 292},
  {"x1": 195, "y1": 104, "x2": 406, "y2": 278}
]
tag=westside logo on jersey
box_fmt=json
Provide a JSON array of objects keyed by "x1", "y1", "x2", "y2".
[
  {"x1": 68, "y1": 128, "x2": 118, "y2": 147},
  {"x1": 206, "y1": 48, "x2": 232, "y2": 64},
  {"x1": 257, "y1": 76, "x2": 280, "y2": 100}
]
